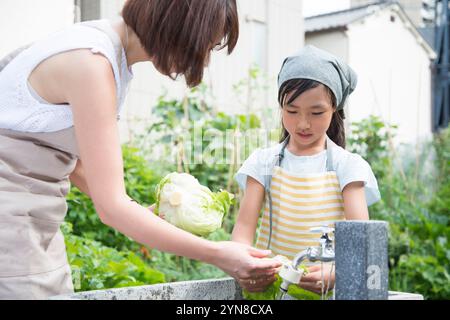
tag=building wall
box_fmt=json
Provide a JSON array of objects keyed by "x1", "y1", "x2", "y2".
[
  {"x1": 304, "y1": 30, "x2": 349, "y2": 63},
  {"x1": 96, "y1": 0, "x2": 304, "y2": 141},
  {"x1": 351, "y1": 0, "x2": 425, "y2": 27},
  {"x1": 0, "y1": 0, "x2": 304, "y2": 142},
  {"x1": 305, "y1": 8, "x2": 433, "y2": 145},
  {"x1": 305, "y1": 30, "x2": 351, "y2": 133},
  {"x1": 347, "y1": 8, "x2": 433, "y2": 145},
  {"x1": 0, "y1": 0, "x2": 75, "y2": 58}
]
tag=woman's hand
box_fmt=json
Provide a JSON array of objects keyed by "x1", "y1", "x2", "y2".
[
  {"x1": 236, "y1": 274, "x2": 278, "y2": 293},
  {"x1": 298, "y1": 264, "x2": 335, "y2": 294},
  {"x1": 212, "y1": 242, "x2": 281, "y2": 290}
]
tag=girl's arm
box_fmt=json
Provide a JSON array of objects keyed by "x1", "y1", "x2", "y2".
[
  {"x1": 232, "y1": 176, "x2": 266, "y2": 246},
  {"x1": 342, "y1": 181, "x2": 369, "y2": 220},
  {"x1": 232, "y1": 177, "x2": 278, "y2": 292},
  {"x1": 59, "y1": 49, "x2": 280, "y2": 280}
]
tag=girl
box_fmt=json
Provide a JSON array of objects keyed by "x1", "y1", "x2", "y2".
[
  {"x1": 0, "y1": 0, "x2": 280, "y2": 299},
  {"x1": 232, "y1": 45, "x2": 381, "y2": 294}
]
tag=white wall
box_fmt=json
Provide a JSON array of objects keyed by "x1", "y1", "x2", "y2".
[
  {"x1": 0, "y1": 0, "x2": 75, "y2": 58},
  {"x1": 347, "y1": 9, "x2": 433, "y2": 145},
  {"x1": 305, "y1": 30, "x2": 351, "y2": 133},
  {"x1": 305, "y1": 30, "x2": 349, "y2": 63},
  {"x1": 303, "y1": 0, "x2": 351, "y2": 17},
  {"x1": 351, "y1": 0, "x2": 425, "y2": 27},
  {"x1": 305, "y1": 8, "x2": 433, "y2": 145},
  {"x1": 206, "y1": 0, "x2": 304, "y2": 114},
  {"x1": 101, "y1": 0, "x2": 304, "y2": 141}
]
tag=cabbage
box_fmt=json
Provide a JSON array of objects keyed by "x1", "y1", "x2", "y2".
[{"x1": 154, "y1": 172, "x2": 234, "y2": 237}]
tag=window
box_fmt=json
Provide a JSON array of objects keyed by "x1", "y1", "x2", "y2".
[
  {"x1": 250, "y1": 20, "x2": 268, "y2": 71},
  {"x1": 74, "y1": 0, "x2": 101, "y2": 22}
]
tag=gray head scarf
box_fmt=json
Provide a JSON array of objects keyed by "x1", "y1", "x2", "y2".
[{"x1": 278, "y1": 45, "x2": 358, "y2": 111}]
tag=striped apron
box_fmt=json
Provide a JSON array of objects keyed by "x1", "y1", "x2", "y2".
[{"x1": 255, "y1": 137, "x2": 345, "y2": 264}]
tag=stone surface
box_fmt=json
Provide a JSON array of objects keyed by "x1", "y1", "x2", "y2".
[
  {"x1": 49, "y1": 277, "x2": 423, "y2": 300},
  {"x1": 50, "y1": 278, "x2": 243, "y2": 300},
  {"x1": 335, "y1": 220, "x2": 389, "y2": 300}
]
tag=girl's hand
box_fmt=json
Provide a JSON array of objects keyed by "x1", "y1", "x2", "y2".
[
  {"x1": 298, "y1": 264, "x2": 335, "y2": 294},
  {"x1": 212, "y1": 242, "x2": 281, "y2": 290}
]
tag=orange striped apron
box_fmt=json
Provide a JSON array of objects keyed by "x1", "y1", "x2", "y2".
[{"x1": 255, "y1": 137, "x2": 345, "y2": 264}]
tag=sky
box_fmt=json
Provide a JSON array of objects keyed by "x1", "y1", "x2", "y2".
[{"x1": 303, "y1": 0, "x2": 351, "y2": 17}]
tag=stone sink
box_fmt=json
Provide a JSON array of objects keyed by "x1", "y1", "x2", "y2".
[{"x1": 49, "y1": 277, "x2": 424, "y2": 300}]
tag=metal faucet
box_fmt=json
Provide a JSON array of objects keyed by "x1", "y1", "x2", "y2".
[
  {"x1": 292, "y1": 226, "x2": 335, "y2": 269},
  {"x1": 277, "y1": 226, "x2": 336, "y2": 300}
]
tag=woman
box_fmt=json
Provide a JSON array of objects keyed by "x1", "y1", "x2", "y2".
[{"x1": 0, "y1": 0, "x2": 280, "y2": 299}]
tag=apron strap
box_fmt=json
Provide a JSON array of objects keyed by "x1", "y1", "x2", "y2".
[
  {"x1": 264, "y1": 135, "x2": 337, "y2": 249},
  {"x1": 265, "y1": 138, "x2": 288, "y2": 249},
  {"x1": 325, "y1": 136, "x2": 337, "y2": 172}
]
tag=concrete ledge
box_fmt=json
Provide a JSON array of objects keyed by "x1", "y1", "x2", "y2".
[{"x1": 49, "y1": 278, "x2": 424, "y2": 300}]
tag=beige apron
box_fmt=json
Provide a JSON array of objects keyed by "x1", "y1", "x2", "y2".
[
  {"x1": 0, "y1": 128, "x2": 79, "y2": 299},
  {"x1": 0, "y1": 20, "x2": 124, "y2": 299},
  {"x1": 255, "y1": 137, "x2": 345, "y2": 264}
]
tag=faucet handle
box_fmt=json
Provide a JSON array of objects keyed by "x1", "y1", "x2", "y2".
[{"x1": 309, "y1": 226, "x2": 334, "y2": 234}]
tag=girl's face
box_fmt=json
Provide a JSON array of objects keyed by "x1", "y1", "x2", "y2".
[{"x1": 282, "y1": 84, "x2": 334, "y2": 150}]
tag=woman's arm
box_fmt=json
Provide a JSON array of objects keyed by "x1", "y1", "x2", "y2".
[
  {"x1": 58, "y1": 49, "x2": 280, "y2": 280},
  {"x1": 232, "y1": 176, "x2": 277, "y2": 292},
  {"x1": 69, "y1": 159, "x2": 90, "y2": 197},
  {"x1": 232, "y1": 176, "x2": 265, "y2": 246},
  {"x1": 69, "y1": 159, "x2": 136, "y2": 203},
  {"x1": 342, "y1": 181, "x2": 369, "y2": 220}
]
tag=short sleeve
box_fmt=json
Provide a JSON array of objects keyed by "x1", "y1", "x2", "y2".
[
  {"x1": 235, "y1": 148, "x2": 274, "y2": 191},
  {"x1": 336, "y1": 153, "x2": 381, "y2": 206}
]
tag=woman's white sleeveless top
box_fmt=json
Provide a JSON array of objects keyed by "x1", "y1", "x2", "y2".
[{"x1": 0, "y1": 19, "x2": 133, "y2": 133}]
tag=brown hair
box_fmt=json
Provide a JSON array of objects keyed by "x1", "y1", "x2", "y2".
[
  {"x1": 278, "y1": 79, "x2": 346, "y2": 148},
  {"x1": 122, "y1": 0, "x2": 239, "y2": 87}
]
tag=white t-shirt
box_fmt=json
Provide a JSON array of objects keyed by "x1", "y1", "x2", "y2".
[{"x1": 235, "y1": 142, "x2": 381, "y2": 206}]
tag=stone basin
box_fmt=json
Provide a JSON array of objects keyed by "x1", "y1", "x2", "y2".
[{"x1": 49, "y1": 277, "x2": 424, "y2": 300}]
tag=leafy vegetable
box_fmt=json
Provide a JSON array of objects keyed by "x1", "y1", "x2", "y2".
[
  {"x1": 155, "y1": 172, "x2": 234, "y2": 237},
  {"x1": 243, "y1": 275, "x2": 333, "y2": 300},
  {"x1": 243, "y1": 256, "x2": 332, "y2": 300}
]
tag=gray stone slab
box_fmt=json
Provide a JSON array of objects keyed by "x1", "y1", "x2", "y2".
[
  {"x1": 335, "y1": 220, "x2": 389, "y2": 300},
  {"x1": 50, "y1": 277, "x2": 423, "y2": 300},
  {"x1": 50, "y1": 277, "x2": 243, "y2": 300}
]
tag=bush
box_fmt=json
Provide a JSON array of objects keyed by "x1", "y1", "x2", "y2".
[
  {"x1": 66, "y1": 145, "x2": 161, "y2": 252},
  {"x1": 64, "y1": 81, "x2": 449, "y2": 298},
  {"x1": 62, "y1": 222, "x2": 165, "y2": 292},
  {"x1": 349, "y1": 118, "x2": 450, "y2": 300},
  {"x1": 65, "y1": 141, "x2": 229, "y2": 286}
]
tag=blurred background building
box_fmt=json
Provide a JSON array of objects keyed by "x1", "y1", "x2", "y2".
[
  {"x1": 1, "y1": 0, "x2": 448, "y2": 145},
  {"x1": 305, "y1": 1, "x2": 436, "y2": 145},
  {"x1": 1, "y1": 0, "x2": 303, "y2": 141}
]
